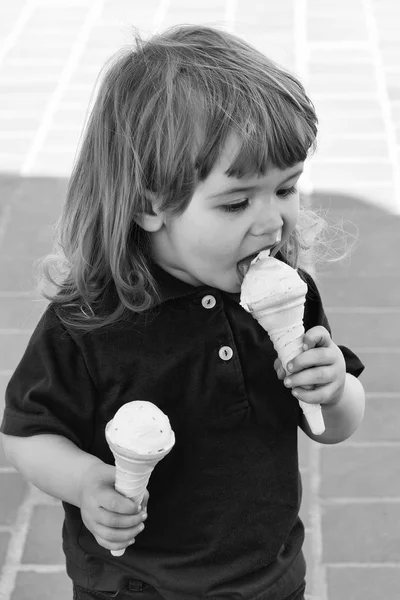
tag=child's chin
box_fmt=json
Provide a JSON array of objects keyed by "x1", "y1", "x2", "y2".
[{"x1": 218, "y1": 279, "x2": 241, "y2": 294}]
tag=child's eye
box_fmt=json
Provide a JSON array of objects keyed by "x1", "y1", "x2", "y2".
[
  {"x1": 221, "y1": 199, "x2": 249, "y2": 213},
  {"x1": 277, "y1": 185, "x2": 297, "y2": 198}
]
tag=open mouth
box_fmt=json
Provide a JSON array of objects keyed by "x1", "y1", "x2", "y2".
[{"x1": 237, "y1": 246, "x2": 275, "y2": 280}]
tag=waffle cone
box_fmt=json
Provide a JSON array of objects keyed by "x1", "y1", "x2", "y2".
[
  {"x1": 251, "y1": 300, "x2": 305, "y2": 370},
  {"x1": 105, "y1": 424, "x2": 175, "y2": 557},
  {"x1": 250, "y1": 300, "x2": 325, "y2": 436},
  {"x1": 106, "y1": 424, "x2": 174, "y2": 502}
]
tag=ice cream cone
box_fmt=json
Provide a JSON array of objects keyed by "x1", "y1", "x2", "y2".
[
  {"x1": 240, "y1": 253, "x2": 325, "y2": 436},
  {"x1": 106, "y1": 426, "x2": 175, "y2": 504},
  {"x1": 105, "y1": 408, "x2": 175, "y2": 556}
]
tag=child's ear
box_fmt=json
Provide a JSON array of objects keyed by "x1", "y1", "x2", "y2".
[{"x1": 134, "y1": 192, "x2": 164, "y2": 232}]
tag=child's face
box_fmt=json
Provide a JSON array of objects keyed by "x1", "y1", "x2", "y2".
[{"x1": 150, "y1": 135, "x2": 303, "y2": 293}]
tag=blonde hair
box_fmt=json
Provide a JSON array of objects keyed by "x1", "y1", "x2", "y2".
[{"x1": 41, "y1": 25, "x2": 320, "y2": 330}]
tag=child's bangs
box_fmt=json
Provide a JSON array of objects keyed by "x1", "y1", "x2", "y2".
[
  {"x1": 194, "y1": 96, "x2": 316, "y2": 182},
  {"x1": 225, "y1": 106, "x2": 317, "y2": 178}
]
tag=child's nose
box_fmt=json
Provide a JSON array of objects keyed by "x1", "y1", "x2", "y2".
[{"x1": 250, "y1": 202, "x2": 283, "y2": 237}]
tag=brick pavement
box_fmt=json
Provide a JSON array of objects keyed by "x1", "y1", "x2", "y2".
[{"x1": 0, "y1": 1, "x2": 399, "y2": 599}]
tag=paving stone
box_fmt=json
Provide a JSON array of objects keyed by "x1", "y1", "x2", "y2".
[
  {"x1": 309, "y1": 63, "x2": 376, "y2": 78},
  {"x1": 326, "y1": 311, "x2": 400, "y2": 349},
  {"x1": 308, "y1": 75, "x2": 378, "y2": 95},
  {"x1": 312, "y1": 184, "x2": 398, "y2": 213},
  {"x1": 313, "y1": 98, "x2": 381, "y2": 114},
  {"x1": 0, "y1": 173, "x2": 22, "y2": 210},
  {"x1": 298, "y1": 429, "x2": 311, "y2": 470},
  {"x1": 311, "y1": 194, "x2": 400, "y2": 276},
  {"x1": 0, "y1": 472, "x2": 28, "y2": 526},
  {"x1": 0, "y1": 80, "x2": 57, "y2": 94},
  {"x1": 309, "y1": 49, "x2": 371, "y2": 66},
  {"x1": 28, "y1": 152, "x2": 75, "y2": 176},
  {"x1": 315, "y1": 137, "x2": 389, "y2": 159},
  {"x1": 299, "y1": 468, "x2": 311, "y2": 529},
  {"x1": 327, "y1": 566, "x2": 400, "y2": 600},
  {"x1": 0, "y1": 373, "x2": 8, "y2": 405},
  {"x1": 0, "y1": 441, "x2": 8, "y2": 467},
  {"x1": 0, "y1": 115, "x2": 42, "y2": 132},
  {"x1": 322, "y1": 503, "x2": 400, "y2": 563},
  {"x1": 0, "y1": 332, "x2": 31, "y2": 371},
  {"x1": 43, "y1": 128, "x2": 82, "y2": 149},
  {"x1": 0, "y1": 92, "x2": 51, "y2": 111},
  {"x1": 0, "y1": 373, "x2": 10, "y2": 466},
  {"x1": 22, "y1": 504, "x2": 65, "y2": 564},
  {"x1": 388, "y1": 87, "x2": 400, "y2": 101},
  {"x1": 0, "y1": 296, "x2": 47, "y2": 329},
  {"x1": 310, "y1": 162, "x2": 393, "y2": 188},
  {"x1": 0, "y1": 531, "x2": 11, "y2": 571},
  {"x1": 351, "y1": 395, "x2": 400, "y2": 443},
  {"x1": 0, "y1": 137, "x2": 34, "y2": 155},
  {"x1": 5, "y1": 44, "x2": 73, "y2": 62},
  {"x1": 357, "y1": 351, "x2": 398, "y2": 394},
  {"x1": 51, "y1": 107, "x2": 88, "y2": 130},
  {"x1": 308, "y1": 20, "x2": 368, "y2": 42},
  {"x1": 27, "y1": 6, "x2": 89, "y2": 26},
  {"x1": 302, "y1": 530, "x2": 316, "y2": 595},
  {"x1": 320, "y1": 446, "x2": 400, "y2": 497},
  {"x1": 0, "y1": 176, "x2": 67, "y2": 262},
  {"x1": 318, "y1": 275, "x2": 400, "y2": 308},
  {"x1": 17, "y1": 35, "x2": 77, "y2": 51},
  {"x1": 11, "y1": 571, "x2": 72, "y2": 600},
  {"x1": 317, "y1": 118, "x2": 386, "y2": 137},
  {"x1": 0, "y1": 258, "x2": 41, "y2": 292}
]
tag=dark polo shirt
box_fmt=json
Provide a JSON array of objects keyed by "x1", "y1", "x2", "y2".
[{"x1": 1, "y1": 265, "x2": 364, "y2": 600}]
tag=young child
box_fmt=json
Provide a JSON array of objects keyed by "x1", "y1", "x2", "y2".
[{"x1": 1, "y1": 25, "x2": 365, "y2": 600}]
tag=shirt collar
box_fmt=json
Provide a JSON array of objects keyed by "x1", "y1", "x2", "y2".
[
  {"x1": 151, "y1": 262, "x2": 209, "y2": 304},
  {"x1": 150, "y1": 262, "x2": 241, "y2": 305}
]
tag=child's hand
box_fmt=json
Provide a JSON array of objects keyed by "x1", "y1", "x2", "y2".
[
  {"x1": 274, "y1": 326, "x2": 346, "y2": 407},
  {"x1": 79, "y1": 463, "x2": 148, "y2": 552}
]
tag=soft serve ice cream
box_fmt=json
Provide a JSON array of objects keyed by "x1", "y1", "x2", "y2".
[
  {"x1": 106, "y1": 400, "x2": 175, "y2": 455},
  {"x1": 240, "y1": 251, "x2": 325, "y2": 435}
]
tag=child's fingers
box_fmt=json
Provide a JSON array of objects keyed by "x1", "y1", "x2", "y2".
[
  {"x1": 287, "y1": 347, "x2": 335, "y2": 374},
  {"x1": 284, "y1": 365, "x2": 332, "y2": 390},
  {"x1": 274, "y1": 357, "x2": 285, "y2": 379},
  {"x1": 97, "y1": 521, "x2": 145, "y2": 543},
  {"x1": 302, "y1": 326, "x2": 332, "y2": 351},
  {"x1": 96, "y1": 507, "x2": 147, "y2": 529},
  {"x1": 94, "y1": 521, "x2": 145, "y2": 550},
  {"x1": 291, "y1": 382, "x2": 336, "y2": 405},
  {"x1": 141, "y1": 489, "x2": 150, "y2": 511},
  {"x1": 99, "y1": 489, "x2": 141, "y2": 515}
]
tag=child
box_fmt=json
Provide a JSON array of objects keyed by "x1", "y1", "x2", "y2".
[{"x1": 1, "y1": 25, "x2": 365, "y2": 600}]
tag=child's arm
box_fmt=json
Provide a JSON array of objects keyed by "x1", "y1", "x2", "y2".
[
  {"x1": 274, "y1": 326, "x2": 366, "y2": 444},
  {"x1": 2, "y1": 433, "x2": 148, "y2": 552}
]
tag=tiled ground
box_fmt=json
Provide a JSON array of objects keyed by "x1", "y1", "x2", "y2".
[{"x1": 0, "y1": 1, "x2": 399, "y2": 599}]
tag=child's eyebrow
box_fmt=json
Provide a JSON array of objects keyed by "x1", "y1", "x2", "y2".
[
  {"x1": 210, "y1": 185, "x2": 258, "y2": 199},
  {"x1": 210, "y1": 168, "x2": 304, "y2": 199}
]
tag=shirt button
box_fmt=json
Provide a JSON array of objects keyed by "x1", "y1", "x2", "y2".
[
  {"x1": 201, "y1": 295, "x2": 216, "y2": 309},
  {"x1": 219, "y1": 346, "x2": 233, "y2": 361}
]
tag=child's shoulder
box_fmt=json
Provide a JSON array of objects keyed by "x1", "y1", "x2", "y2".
[{"x1": 298, "y1": 267, "x2": 321, "y2": 299}]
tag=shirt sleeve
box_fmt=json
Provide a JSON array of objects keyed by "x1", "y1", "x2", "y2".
[
  {"x1": 301, "y1": 270, "x2": 365, "y2": 378},
  {"x1": 0, "y1": 305, "x2": 98, "y2": 450}
]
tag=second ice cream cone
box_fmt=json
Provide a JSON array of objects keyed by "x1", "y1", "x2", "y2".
[{"x1": 105, "y1": 411, "x2": 175, "y2": 557}]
